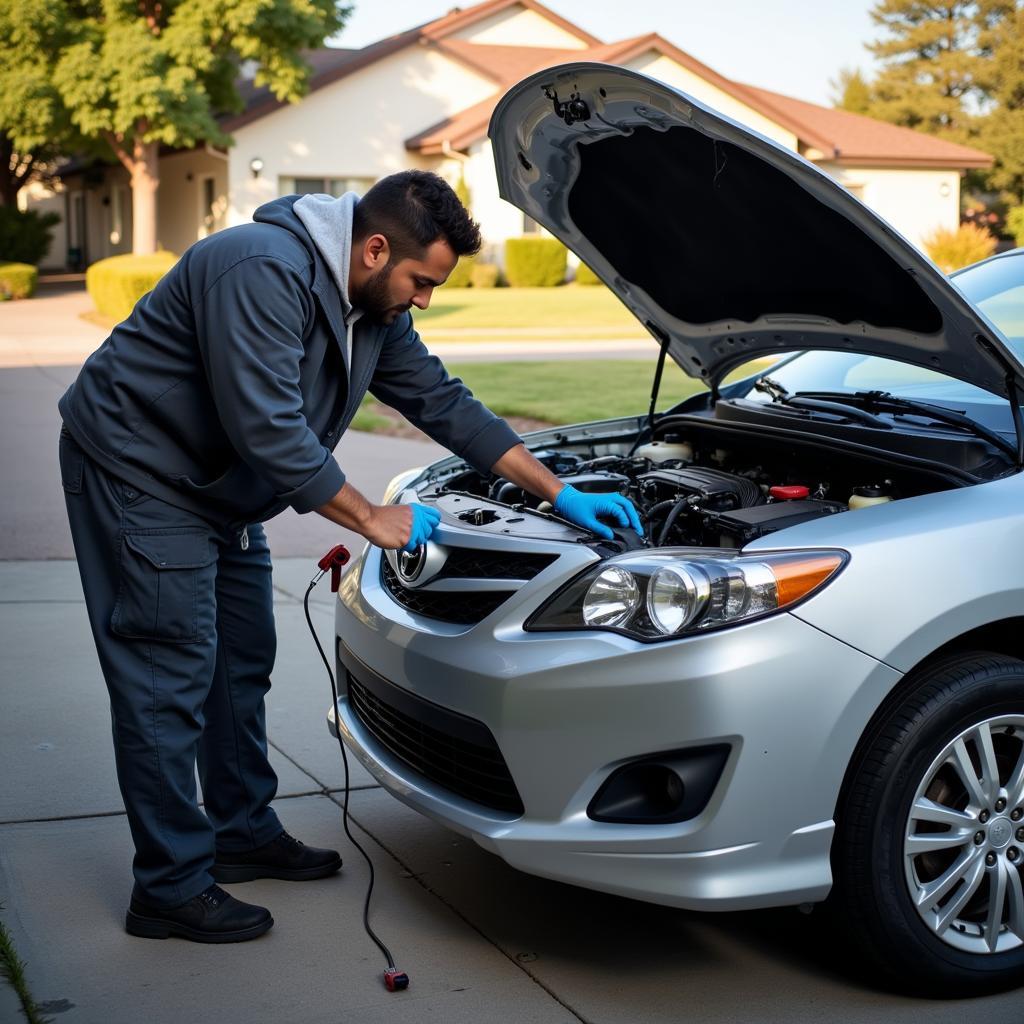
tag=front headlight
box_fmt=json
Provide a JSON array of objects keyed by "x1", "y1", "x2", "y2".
[
  {"x1": 381, "y1": 467, "x2": 425, "y2": 505},
  {"x1": 527, "y1": 548, "x2": 847, "y2": 641}
]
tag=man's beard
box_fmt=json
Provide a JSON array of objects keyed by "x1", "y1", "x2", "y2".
[{"x1": 354, "y1": 260, "x2": 410, "y2": 325}]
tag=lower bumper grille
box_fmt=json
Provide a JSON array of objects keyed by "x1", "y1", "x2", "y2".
[{"x1": 345, "y1": 661, "x2": 524, "y2": 816}]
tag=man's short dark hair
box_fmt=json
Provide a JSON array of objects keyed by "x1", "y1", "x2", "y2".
[{"x1": 353, "y1": 170, "x2": 482, "y2": 262}]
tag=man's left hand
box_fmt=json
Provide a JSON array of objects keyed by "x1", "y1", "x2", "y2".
[{"x1": 554, "y1": 485, "x2": 643, "y2": 540}]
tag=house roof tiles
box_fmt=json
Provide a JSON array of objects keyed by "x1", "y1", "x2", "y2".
[{"x1": 221, "y1": 0, "x2": 992, "y2": 172}]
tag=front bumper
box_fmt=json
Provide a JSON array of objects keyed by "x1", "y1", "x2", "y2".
[{"x1": 329, "y1": 545, "x2": 901, "y2": 911}]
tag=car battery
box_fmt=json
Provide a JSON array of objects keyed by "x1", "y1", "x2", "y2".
[{"x1": 702, "y1": 499, "x2": 846, "y2": 547}]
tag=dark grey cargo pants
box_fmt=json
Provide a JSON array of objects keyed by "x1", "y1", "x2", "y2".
[{"x1": 59, "y1": 428, "x2": 283, "y2": 907}]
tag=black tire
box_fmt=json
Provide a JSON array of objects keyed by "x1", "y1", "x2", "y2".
[{"x1": 833, "y1": 651, "x2": 1024, "y2": 996}]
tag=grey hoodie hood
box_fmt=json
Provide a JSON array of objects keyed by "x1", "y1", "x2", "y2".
[{"x1": 294, "y1": 191, "x2": 362, "y2": 366}]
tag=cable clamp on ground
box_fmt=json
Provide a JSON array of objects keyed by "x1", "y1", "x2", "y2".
[{"x1": 383, "y1": 968, "x2": 410, "y2": 991}]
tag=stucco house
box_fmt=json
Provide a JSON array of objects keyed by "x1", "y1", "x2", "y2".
[{"x1": 29, "y1": 0, "x2": 992, "y2": 270}]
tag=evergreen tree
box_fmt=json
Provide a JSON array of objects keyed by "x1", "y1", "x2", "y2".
[
  {"x1": 975, "y1": 2, "x2": 1024, "y2": 202},
  {"x1": 865, "y1": 0, "x2": 984, "y2": 139},
  {"x1": 831, "y1": 68, "x2": 874, "y2": 114},
  {"x1": 48, "y1": 1, "x2": 350, "y2": 254}
]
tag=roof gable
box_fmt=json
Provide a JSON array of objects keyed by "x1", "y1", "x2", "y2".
[
  {"x1": 223, "y1": 0, "x2": 992, "y2": 172},
  {"x1": 420, "y1": 0, "x2": 599, "y2": 47},
  {"x1": 739, "y1": 84, "x2": 992, "y2": 168}
]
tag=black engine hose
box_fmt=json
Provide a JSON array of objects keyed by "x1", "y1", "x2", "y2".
[
  {"x1": 641, "y1": 499, "x2": 676, "y2": 530},
  {"x1": 657, "y1": 497, "x2": 694, "y2": 546}
]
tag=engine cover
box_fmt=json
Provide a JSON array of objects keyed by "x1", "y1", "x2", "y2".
[{"x1": 637, "y1": 467, "x2": 762, "y2": 510}]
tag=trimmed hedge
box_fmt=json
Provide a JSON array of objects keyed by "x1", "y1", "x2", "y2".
[
  {"x1": 574, "y1": 261, "x2": 601, "y2": 285},
  {"x1": 86, "y1": 252, "x2": 178, "y2": 322},
  {"x1": 1007, "y1": 205, "x2": 1024, "y2": 247},
  {"x1": 470, "y1": 262, "x2": 500, "y2": 288},
  {"x1": 504, "y1": 237, "x2": 566, "y2": 287},
  {"x1": 0, "y1": 207, "x2": 60, "y2": 265},
  {"x1": 443, "y1": 254, "x2": 476, "y2": 288},
  {"x1": 923, "y1": 223, "x2": 996, "y2": 273},
  {"x1": 0, "y1": 262, "x2": 38, "y2": 300}
]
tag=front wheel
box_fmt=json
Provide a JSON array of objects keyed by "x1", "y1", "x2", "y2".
[{"x1": 833, "y1": 652, "x2": 1024, "y2": 995}]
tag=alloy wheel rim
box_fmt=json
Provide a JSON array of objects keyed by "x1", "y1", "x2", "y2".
[{"x1": 903, "y1": 714, "x2": 1024, "y2": 954}]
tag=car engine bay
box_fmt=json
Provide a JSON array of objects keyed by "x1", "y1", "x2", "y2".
[{"x1": 416, "y1": 406, "x2": 1006, "y2": 551}]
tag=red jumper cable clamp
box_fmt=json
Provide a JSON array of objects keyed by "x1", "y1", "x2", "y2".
[
  {"x1": 315, "y1": 544, "x2": 351, "y2": 592},
  {"x1": 383, "y1": 968, "x2": 410, "y2": 992}
]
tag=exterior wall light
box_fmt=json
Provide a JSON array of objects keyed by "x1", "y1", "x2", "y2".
[
  {"x1": 939, "y1": 182, "x2": 951, "y2": 198},
  {"x1": 249, "y1": 157, "x2": 265, "y2": 179}
]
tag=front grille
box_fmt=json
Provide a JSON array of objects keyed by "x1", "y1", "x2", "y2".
[
  {"x1": 433, "y1": 549, "x2": 556, "y2": 581},
  {"x1": 381, "y1": 558, "x2": 512, "y2": 624},
  {"x1": 346, "y1": 669, "x2": 524, "y2": 815}
]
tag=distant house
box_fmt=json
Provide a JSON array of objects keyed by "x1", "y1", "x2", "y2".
[{"x1": 27, "y1": 0, "x2": 992, "y2": 269}]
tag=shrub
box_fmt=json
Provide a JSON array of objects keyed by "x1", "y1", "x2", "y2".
[
  {"x1": 504, "y1": 237, "x2": 567, "y2": 287},
  {"x1": 0, "y1": 207, "x2": 61, "y2": 265},
  {"x1": 470, "y1": 262, "x2": 500, "y2": 288},
  {"x1": 443, "y1": 254, "x2": 475, "y2": 288},
  {"x1": 574, "y1": 261, "x2": 601, "y2": 285},
  {"x1": 1006, "y1": 206, "x2": 1024, "y2": 248},
  {"x1": 0, "y1": 262, "x2": 38, "y2": 300},
  {"x1": 923, "y1": 222, "x2": 996, "y2": 273},
  {"x1": 86, "y1": 252, "x2": 178, "y2": 322}
]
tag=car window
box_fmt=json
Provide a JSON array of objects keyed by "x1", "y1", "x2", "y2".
[
  {"x1": 952, "y1": 252, "x2": 1024, "y2": 358},
  {"x1": 732, "y1": 253, "x2": 1024, "y2": 430}
]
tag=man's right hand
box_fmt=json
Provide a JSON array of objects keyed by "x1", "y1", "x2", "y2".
[
  {"x1": 363, "y1": 503, "x2": 441, "y2": 551},
  {"x1": 317, "y1": 482, "x2": 441, "y2": 549}
]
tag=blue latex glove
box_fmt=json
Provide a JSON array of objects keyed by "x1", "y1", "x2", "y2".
[
  {"x1": 553, "y1": 485, "x2": 643, "y2": 540},
  {"x1": 403, "y1": 503, "x2": 442, "y2": 551}
]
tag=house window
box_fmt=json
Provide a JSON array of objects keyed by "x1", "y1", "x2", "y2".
[
  {"x1": 199, "y1": 175, "x2": 225, "y2": 238},
  {"x1": 280, "y1": 176, "x2": 375, "y2": 198},
  {"x1": 109, "y1": 184, "x2": 125, "y2": 246}
]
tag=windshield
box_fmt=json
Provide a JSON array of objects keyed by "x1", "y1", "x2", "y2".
[{"x1": 741, "y1": 250, "x2": 1024, "y2": 435}]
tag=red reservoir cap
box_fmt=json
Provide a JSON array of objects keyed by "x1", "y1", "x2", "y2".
[{"x1": 770, "y1": 485, "x2": 810, "y2": 501}]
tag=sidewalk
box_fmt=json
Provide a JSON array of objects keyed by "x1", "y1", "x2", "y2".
[
  {"x1": 0, "y1": 560, "x2": 573, "y2": 1024},
  {"x1": 0, "y1": 284, "x2": 653, "y2": 368}
]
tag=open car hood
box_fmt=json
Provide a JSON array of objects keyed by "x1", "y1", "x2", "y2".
[{"x1": 488, "y1": 63, "x2": 1023, "y2": 399}]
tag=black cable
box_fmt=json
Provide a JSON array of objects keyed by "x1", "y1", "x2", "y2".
[
  {"x1": 657, "y1": 496, "x2": 692, "y2": 546},
  {"x1": 303, "y1": 578, "x2": 395, "y2": 969}
]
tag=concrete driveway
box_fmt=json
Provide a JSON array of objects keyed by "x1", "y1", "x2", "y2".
[{"x1": 1, "y1": 286, "x2": 1021, "y2": 1022}]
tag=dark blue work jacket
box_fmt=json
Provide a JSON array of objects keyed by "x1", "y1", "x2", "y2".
[{"x1": 59, "y1": 197, "x2": 519, "y2": 527}]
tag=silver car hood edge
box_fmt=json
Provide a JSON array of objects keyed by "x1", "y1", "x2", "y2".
[{"x1": 488, "y1": 62, "x2": 1021, "y2": 400}]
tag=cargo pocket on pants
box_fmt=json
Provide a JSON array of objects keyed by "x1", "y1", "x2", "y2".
[
  {"x1": 111, "y1": 529, "x2": 217, "y2": 644},
  {"x1": 59, "y1": 428, "x2": 84, "y2": 494}
]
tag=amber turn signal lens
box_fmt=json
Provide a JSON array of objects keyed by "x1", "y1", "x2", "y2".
[{"x1": 769, "y1": 553, "x2": 845, "y2": 607}]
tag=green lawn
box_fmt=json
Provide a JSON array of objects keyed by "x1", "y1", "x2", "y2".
[
  {"x1": 416, "y1": 285, "x2": 642, "y2": 333},
  {"x1": 352, "y1": 357, "x2": 776, "y2": 432}
]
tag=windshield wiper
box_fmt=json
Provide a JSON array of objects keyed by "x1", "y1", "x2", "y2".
[
  {"x1": 753, "y1": 376, "x2": 789, "y2": 402},
  {"x1": 791, "y1": 390, "x2": 1017, "y2": 461},
  {"x1": 753, "y1": 377, "x2": 892, "y2": 429}
]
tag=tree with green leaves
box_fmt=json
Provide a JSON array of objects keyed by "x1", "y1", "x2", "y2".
[
  {"x1": 49, "y1": 0, "x2": 350, "y2": 254},
  {"x1": 0, "y1": 0, "x2": 85, "y2": 206}
]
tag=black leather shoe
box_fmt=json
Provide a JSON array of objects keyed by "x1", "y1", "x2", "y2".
[
  {"x1": 211, "y1": 830, "x2": 342, "y2": 883},
  {"x1": 125, "y1": 884, "x2": 273, "y2": 943}
]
